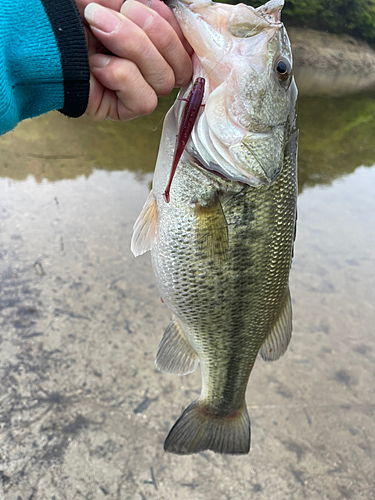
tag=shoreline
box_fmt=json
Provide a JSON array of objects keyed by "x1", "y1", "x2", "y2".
[{"x1": 289, "y1": 28, "x2": 375, "y2": 96}]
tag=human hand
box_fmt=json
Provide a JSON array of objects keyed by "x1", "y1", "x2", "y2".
[{"x1": 75, "y1": 0, "x2": 193, "y2": 121}]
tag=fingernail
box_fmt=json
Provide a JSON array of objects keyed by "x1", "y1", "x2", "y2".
[
  {"x1": 90, "y1": 54, "x2": 111, "y2": 69},
  {"x1": 84, "y1": 3, "x2": 121, "y2": 33},
  {"x1": 134, "y1": 0, "x2": 153, "y2": 7},
  {"x1": 120, "y1": 0, "x2": 154, "y2": 30}
]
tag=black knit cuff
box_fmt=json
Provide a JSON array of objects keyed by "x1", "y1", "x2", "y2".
[{"x1": 40, "y1": 0, "x2": 90, "y2": 117}]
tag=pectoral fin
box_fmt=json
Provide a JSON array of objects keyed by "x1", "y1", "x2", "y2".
[
  {"x1": 259, "y1": 289, "x2": 292, "y2": 361},
  {"x1": 155, "y1": 316, "x2": 198, "y2": 375},
  {"x1": 131, "y1": 190, "x2": 157, "y2": 257},
  {"x1": 195, "y1": 195, "x2": 228, "y2": 261}
]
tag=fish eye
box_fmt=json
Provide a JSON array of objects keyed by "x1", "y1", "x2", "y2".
[{"x1": 275, "y1": 57, "x2": 291, "y2": 81}]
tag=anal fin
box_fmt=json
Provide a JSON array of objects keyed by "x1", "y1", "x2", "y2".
[
  {"x1": 259, "y1": 288, "x2": 292, "y2": 362},
  {"x1": 131, "y1": 190, "x2": 157, "y2": 257},
  {"x1": 155, "y1": 316, "x2": 198, "y2": 375}
]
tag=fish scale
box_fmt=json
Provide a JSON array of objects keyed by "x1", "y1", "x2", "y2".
[
  {"x1": 132, "y1": 0, "x2": 297, "y2": 455},
  {"x1": 152, "y1": 142, "x2": 296, "y2": 429}
]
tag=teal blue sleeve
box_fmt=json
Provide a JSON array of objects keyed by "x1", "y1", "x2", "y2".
[{"x1": 0, "y1": 0, "x2": 89, "y2": 135}]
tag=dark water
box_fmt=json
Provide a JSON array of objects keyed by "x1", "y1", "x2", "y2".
[{"x1": 0, "y1": 71, "x2": 374, "y2": 499}]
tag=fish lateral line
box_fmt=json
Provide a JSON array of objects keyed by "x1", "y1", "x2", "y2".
[{"x1": 163, "y1": 77, "x2": 206, "y2": 204}]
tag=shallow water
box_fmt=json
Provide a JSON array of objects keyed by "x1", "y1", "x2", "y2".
[{"x1": 1, "y1": 90, "x2": 375, "y2": 498}]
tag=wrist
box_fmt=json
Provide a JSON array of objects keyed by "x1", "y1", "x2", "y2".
[{"x1": 41, "y1": 0, "x2": 90, "y2": 117}]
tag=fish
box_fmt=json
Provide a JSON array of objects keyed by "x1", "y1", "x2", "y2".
[{"x1": 131, "y1": 0, "x2": 298, "y2": 455}]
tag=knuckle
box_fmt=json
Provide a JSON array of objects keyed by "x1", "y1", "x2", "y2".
[
  {"x1": 127, "y1": 35, "x2": 148, "y2": 60},
  {"x1": 155, "y1": 27, "x2": 176, "y2": 53},
  {"x1": 111, "y1": 63, "x2": 129, "y2": 85},
  {"x1": 175, "y1": 59, "x2": 193, "y2": 86},
  {"x1": 132, "y1": 91, "x2": 158, "y2": 117},
  {"x1": 175, "y1": 72, "x2": 190, "y2": 87},
  {"x1": 88, "y1": 112, "x2": 104, "y2": 122},
  {"x1": 156, "y1": 72, "x2": 175, "y2": 96},
  {"x1": 86, "y1": 99, "x2": 106, "y2": 122}
]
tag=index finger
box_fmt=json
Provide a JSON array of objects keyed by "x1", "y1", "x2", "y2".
[
  {"x1": 78, "y1": 0, "x2": 193, "y2": 54},
  {"x1": 120, "y1": 0, "x2": 193, "y2": 86},
  {"x1": 76, "y1": 0, "x2": 125, "y2": 20}
]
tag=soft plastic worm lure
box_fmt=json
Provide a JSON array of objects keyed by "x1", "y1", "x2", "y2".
[{"x1": 163, "y1": 77, "x2": 205, "y2": 203}]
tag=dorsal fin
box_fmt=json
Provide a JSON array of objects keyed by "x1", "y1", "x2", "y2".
[{"x1": 131, "y1": 190, "x2": 157, "y2": 257}]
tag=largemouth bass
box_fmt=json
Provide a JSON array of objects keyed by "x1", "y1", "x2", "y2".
[{"x1": 131, "y1": 0, "x2": 298, "y2": 455}]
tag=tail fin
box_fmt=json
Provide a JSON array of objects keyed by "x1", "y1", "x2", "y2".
[{"x1": 164, "y1": 400, "x2": 250, "y2": 455}]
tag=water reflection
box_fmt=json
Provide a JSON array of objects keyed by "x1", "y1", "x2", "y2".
[
  {"x1": 1, "y1": 90, "x2": 375, "y2": 194},
  {"x1": 298, "y1": 93, "x2": 375, "y2": 191},
  {"x1": 0, "y1": 96, "x2": 171, "y2": 183}
]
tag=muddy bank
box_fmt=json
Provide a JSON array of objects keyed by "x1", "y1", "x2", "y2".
[{"x1": 289, "y1": 28, "x2": 375, "y2": 96}]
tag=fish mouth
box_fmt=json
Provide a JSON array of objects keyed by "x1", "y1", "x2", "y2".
[
  {"x1": 170, "y1": 0, "x2": 290, "y2": 187},
  {"x1": 174, "y1": 0, "x2": 284, "y2": 30},
  {"x1": 255, "y1": 0, "x2": 284, "y2": 25},
  {"x1": 169, "y1": 0, "x2": 284, "y2": 78}
]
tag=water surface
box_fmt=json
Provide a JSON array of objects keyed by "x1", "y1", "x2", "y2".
[{"x1": 0, "y1": 83, "x2": 374, "y2": 499}]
